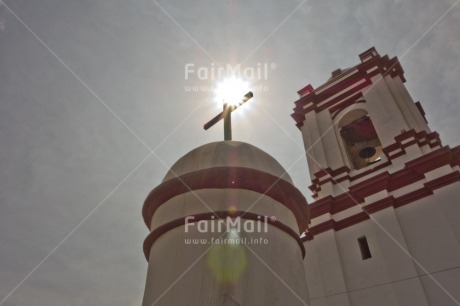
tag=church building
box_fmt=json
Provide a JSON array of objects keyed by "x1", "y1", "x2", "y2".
[
  {"x1": 141, "y1": 48, "x2": 460, "y2": 306},
  {"x1": 293, "y1": 47, "x2": 460, "y2": 306}
]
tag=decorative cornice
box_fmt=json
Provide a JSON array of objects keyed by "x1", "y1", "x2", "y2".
[
  {"x1": 309, "y1": 130, "x2": 443, "y2": 197},
  {"x1": 306, "y1": 144, "x2": 460, "y2": 220},
  {"x1": 383, "y1": 130, "x2": 442, "y2": 160},
  {"x1": 291, "y1": 47, "x2": 405, "y2": 128},
  {"x1": 302, "y1": 168, "x2": 460, "y2": 242}
]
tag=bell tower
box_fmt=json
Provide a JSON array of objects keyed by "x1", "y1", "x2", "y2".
[
  {"x1": 292, "y1": 47, "x2": 436, "y2": 199},
  {"x1": 292, "y1": 48, "x2": 460, "y2": 306}
]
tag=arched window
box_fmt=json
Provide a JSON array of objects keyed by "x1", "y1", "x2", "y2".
[{"x1": 339, "y1": 109, "x2": 383, "y2": 170}]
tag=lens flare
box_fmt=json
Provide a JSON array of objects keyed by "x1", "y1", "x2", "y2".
[
  {"x1": 228, "y1": 206, "x2": 237, "y2": 215},
  {"x1": 215, "y1": 76, "x2": 250, "y2": 106},
  {"x1": 207, "y1": 238, "x2": 247, "y2": 284}
]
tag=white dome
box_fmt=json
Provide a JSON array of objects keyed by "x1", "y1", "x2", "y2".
[{"x1": 163, "y1": 141, "x2": 293, "y2": 184}]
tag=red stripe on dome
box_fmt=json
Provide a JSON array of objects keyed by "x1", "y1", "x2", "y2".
[
  {"x1": 143, "y1": 211, "x2": 306, "y2": 261},
  {"x1": 142, "y1": 167, "x2": 309, "y2": 233}
]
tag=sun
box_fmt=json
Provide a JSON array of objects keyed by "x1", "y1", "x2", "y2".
[{"x1": 214, "y1": 76, "x2": 251, "y2": 107}]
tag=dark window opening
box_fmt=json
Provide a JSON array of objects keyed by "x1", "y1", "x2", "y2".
[
  {"x1": 358, "y1": 236, "x2": 372, "y2": 260},
  {"x1": 339, "y1": 113, "x2": 383, "y2": 170}
]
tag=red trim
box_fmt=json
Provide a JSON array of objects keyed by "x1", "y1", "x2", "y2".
[
  {"x1": 383, "y1": 130, "x2": 442, "y2": 160},
  {"x1": 349, "y1": 161, "x2": 391, "y2": 181},
  {"x1": 363, "y1": 196, "x2": 395, "y2": 214},
  {"x1": 425, "y1": 171, "x2": 460, "y2": 191},
  {"x1": 349, "y1": 172, "x2": 390, "y2": 199},
  {"x1": 415, "y1": 102, "x2": 427, "y2": 123},
  {"x1": 309, "y1": 161, "x2": 391, "y2": 197},
  {"x1": 142, "y1": 167, "x2": 309, "y2": 233},
  {"x1": 309, "y1": 196, "x2": 333, "y2": 218},
  {"x1": 302, "y1": 232, "x2": 314, "y2": 241},
  {"x1": 388, "y1": 150, "x2": 406, "y2": 160},
  {"x1": 304, "y1": 170, "x2": 460, "y2": 241},
  {"x1": 316, "y1": 78, "x2": 372, "y2": 112},
  {"x1": 387, "y1": 169, "x2": 424, "y2": 192},
  {"x1": 394, "y1": 187, "x2": 432, "y2": 208},
  {"x1": 405, "y1": 146, "x2": 452, "y2": 174},
  {"x1": 308, "y1": 146, "x2": 460, "y2": 220},
  {"x1": 335, "y1": 212, "x2": 369, "y2": 231},
  {"x1": 297, "y1": 84, "x2": 314, "y2": 96},
  {"x1": 302, "y1": 212, "x2": 371, "y2": 242},
  {"x1": 451, "y1": 146, "x2": 460, "y2": 167},
  {"x1": 359, "y1": 47, "x2": 378, "y2": 62},
  {"x1": 143, "y1": 211, "x2": 306, "y2": 261},
  {"x1": 331, "y1": 193, "x2": 359, "y2": 214},
  {"x1": 394, "y1": 129, "x2": 417, "y2": 142},
  {"x1": 291, "y1": 48, "x2": 405, "y2": 128},
  {"x1": 308, "y1": 220, "x2": 335, "y2": 236},
  {"x1": 309, "y1": 130, "x2": 443, "y2": 196},
  {"x1": 330, "y1": 95, "x2": 365, "y2": 119},
  {"x1": 292, "y1": 75, "x2": 372, "y2": 127}
]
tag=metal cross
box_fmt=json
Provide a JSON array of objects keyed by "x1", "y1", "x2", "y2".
[{"x1": 203, "y1": 91, "x2": 253, "y2": 141}]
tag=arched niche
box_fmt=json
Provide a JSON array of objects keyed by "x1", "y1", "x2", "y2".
[{"x1": 338, "y1": 109, "x2": 383, "y2": 170}]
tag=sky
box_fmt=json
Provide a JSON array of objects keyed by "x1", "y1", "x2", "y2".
[{"x1": 0, "y1": 0, "x2": 459, "y2": 305}]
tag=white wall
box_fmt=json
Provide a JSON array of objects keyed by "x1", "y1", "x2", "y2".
[{"x1": 303, "y1": 182, "x2": 460, "y2": 306}]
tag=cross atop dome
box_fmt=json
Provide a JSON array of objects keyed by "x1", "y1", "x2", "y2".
[
  {"x1": 203, "y1": 77, "x2": 253, "y2": 140},
  {"x1": 203, "y1": 91, "x2": 253, "y2": 140}
]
